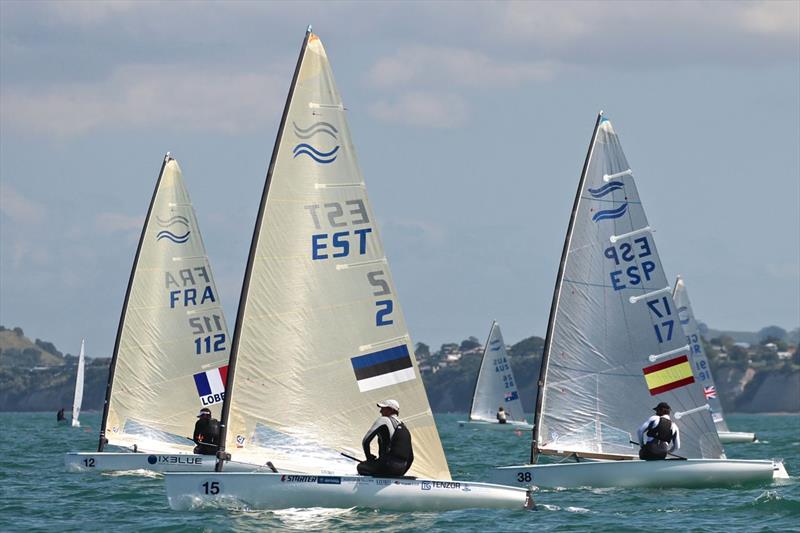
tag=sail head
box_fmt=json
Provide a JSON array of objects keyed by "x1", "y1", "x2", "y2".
[
  {"x1": 535, "y1": 115, "x2": 724, "y2": 460},
  {"x1": 221, "y1": 33, "x2": 450, "y2": 480}
]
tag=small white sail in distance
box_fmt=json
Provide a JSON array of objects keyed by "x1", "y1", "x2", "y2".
[
  {"x1": 469, "y1": 322, "x2": 526, "y2": 424},
  {"x1": 71, "y1": 339, "x2": 85, "y2": 428},
  {"x1": 217, "y1": 31, "x2": 450, "y2": 480}
]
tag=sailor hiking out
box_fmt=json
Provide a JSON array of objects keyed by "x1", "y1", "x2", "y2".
[
  {"x1": 637, "y1": 402, "x2": 680, "y2": 460},
  {"x1": 193, "y1": 407, "x2": 220, "y2": 455},
  {"x1": 497, "y1": 406, "x2": 508, "y2": 424},
  {"x1": 357, "y1": 399, "x2": 414, "y2": 476}
]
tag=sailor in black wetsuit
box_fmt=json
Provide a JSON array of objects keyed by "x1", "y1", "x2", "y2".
[
  {"x1": 192, "y1": 407, "x2": 220, "y2": 455},
  {"x1": 57, "y1": 407, "x2": 66, "y2": 422},
  {"x1": 637, "y1": 402, "x2": 680, "y2": 460},
  {"x1": 357, "y1": 399, "x2": 414, "y2": 477}
]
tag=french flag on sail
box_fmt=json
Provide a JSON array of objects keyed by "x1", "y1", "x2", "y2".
[{"x1": 193, "y1": 365, "x2": 228, "y2": 406}]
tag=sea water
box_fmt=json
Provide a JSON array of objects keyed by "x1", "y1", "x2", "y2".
[{"x1": 1, "y1": 412, "x2": 798, "y2": 531}]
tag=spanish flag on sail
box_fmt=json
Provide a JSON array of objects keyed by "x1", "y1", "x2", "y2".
[{"x1": 642, "y1": 355, "x2": 695, "y2": 395}]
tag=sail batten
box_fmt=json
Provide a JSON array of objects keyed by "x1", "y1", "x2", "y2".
[
  {"x1": 218, "y1": 32, "x2": 450, "y2": 480},
  {"x1": 534, "y1": 115, "x2": 724, "y2": 461},
  {"x1": 98, "y1": 155, "x2": 230, "y2": 453}
]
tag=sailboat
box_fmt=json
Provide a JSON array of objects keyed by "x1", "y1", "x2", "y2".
[
  {"x1": 65, "y1": 154, "x2": 249, "y2": 472},
  {"x1": 164, "y1": 29, "x2": 531, "y2": 511},
  {"x1": 489, "y1": 113, "x2": 785, "y2": 489},
  {"x1": 71, "y1": 339, "x2": 85, "y2": 428},
  {"x1": 459, "y1": 322, "x2": 532, "y2": 429},
  {"x1": 673, "y1": 276, "x2": 756, "y2": 443}
]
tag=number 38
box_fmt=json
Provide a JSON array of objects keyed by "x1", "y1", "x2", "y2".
[{"x1": 516, "y1": 472, "x2": 532, "y2": 483}]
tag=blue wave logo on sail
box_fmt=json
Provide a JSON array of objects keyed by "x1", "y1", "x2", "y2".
[
  {"x1": 293, "y1": 143, "x2": 340, "y2": 164},
  {"x1": 588, "y1": 181, "x2": 624, "y2": 198},
  {"x1": 156, "y1": 230, "x2": 190, "y2": 244},
  {"x1": 156, "y1": 215, "x2": 189, "y2": 228},
  {"x1": 678, "y1": 306, "x2": 690, "y2": 325},
  {"x1": 293, "y1": 121, "x2": 338, "y2": 140},
  {"x1": 292, "y1": 121, "x2": 340, "y2": 164},
  {"x1": 591, "y1": 203, "x2": 628, "y2": 222},
  {"x1": 489, "y1": 339, "x2": 502, "y2": 352}
]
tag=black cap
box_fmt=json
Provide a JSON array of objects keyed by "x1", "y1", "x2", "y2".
[{"x1": 653, "y1": 402, "x2": 671, "y2": 412}]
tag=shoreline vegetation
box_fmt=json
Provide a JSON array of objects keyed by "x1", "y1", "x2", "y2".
[{"x1": 1, "y1": 324, "x2": 798, "y2": 414}]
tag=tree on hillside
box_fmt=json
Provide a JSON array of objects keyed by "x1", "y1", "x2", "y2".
[
  {"x1": 414, "y1": 342, "x2": 431, "y2": 360},
  {"x1": 508, "y1": 336, "x2": 545, "y2": 358},
  {"x1": 758, "y1": 326, "x2": 787, "y2": 342},
  {"x1": 459, "y1": 336, "x2": 481, "y2": 352}
]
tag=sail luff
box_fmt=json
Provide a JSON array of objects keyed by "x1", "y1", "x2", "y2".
[
  {"x1": 469, "y1": 320, "x2": 497, "y2": 418},
  {"x1": 98, "y1": 155, "x2": 169, "y2": 451},
  {"x1": 216, "y1": 28, "x2": 312, "y2": 472},
  {"x1": 532, "y1": 112, "x2": 604, "y2": 462}
]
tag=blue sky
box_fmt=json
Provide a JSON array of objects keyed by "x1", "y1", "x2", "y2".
[{"x1": 1, "y1": 1, "x2": 798, "y2": 357}]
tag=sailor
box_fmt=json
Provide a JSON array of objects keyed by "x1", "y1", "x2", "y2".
[
  {"x1": 357, "y1": 399, "x2": 414, "y2": 477},
  {"x1": 192, "y1": 407, "x2": 220, "y2": 455},
  {"x1": 637, "y1": 402, "x2": 680, "y2": 460},
  {"x1": 497, "y1": 406, "x2": 508, "y2": 424},
  {"x1": 57, "y1": 407, "x2": 66, "y2": 422}
]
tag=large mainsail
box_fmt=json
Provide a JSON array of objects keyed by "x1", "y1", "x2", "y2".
[
  {"x1": 219, "y1": 30, "x2": 450, "y2": 480},
  {"x1": 71, "y1": 339, "x2": 85, "y2": 428},
  {"x1": 673, "y1": 276, "x2": 730, "y2": 432},
  {"x1": 533, "y1": 114, "x2": 723, "y2": 461},
  {"x1": 470, "y1": 322, "x2": 526, "y2": 423},
  {"x1": 98, "y1": 155, "x2": 230, "y2": 452}
]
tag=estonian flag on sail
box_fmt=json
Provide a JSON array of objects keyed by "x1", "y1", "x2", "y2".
[{"x1": 350, "y1": 345, "x2": 415, "y2": 393}]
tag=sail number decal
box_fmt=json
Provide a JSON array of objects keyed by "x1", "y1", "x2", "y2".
[
  {"x1": 189, "y1": 314, "x2": 226, "y2": 355},
  {"x1": 646, "y1": 296, "x2": 674, "y2": 343},
  {"x1": 603, "y1": 237, "x2": 655, "y2": 291},
  {"x1": 306, "y1": 201, "x2": 372, "y2": 260},
  {"x1": 368, "y1": 270, "x2": 394, "y2": 326}
]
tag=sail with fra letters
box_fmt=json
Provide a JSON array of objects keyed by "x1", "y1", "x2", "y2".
[
  {"x1": 71, "y1": 339, "x2": 85, "y2": 428},
  {"x1": 533, "y1": 114, "x2": 724, "y2": 461},
  {"x1": 98, "y1": 155, "x2": 231, "y2": 453},
  {"x1": 468, "y1": 322, "x2": 527, "y2": 426},
  {"x1": 218, "y1": 31, "x2": 449, "y2": 480}
]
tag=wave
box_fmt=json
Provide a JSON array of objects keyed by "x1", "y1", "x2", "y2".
[
  {"x1": 588, "y1": 181, "x2": 624, "y2": 198},
  {"x1": 592, "y1": 203, "x2": 628, "y2": 222},
  {"x1": 293, "y1": 121, "x2": 339, "y2": 140},
  {"x1": 292, "y1": 143, "x2": 340, "y2": 164},
  {"x1": 155, "y1": 215, "x2": 189, "y2": 228},
  {"x1": 156, "y1": 230, "x2": 191, "y2": 243}
]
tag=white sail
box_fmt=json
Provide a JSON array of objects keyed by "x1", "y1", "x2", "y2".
[
  {"x1": 469, "y1": 322, "x2": 526, "y2": 423},
  {"x1": 533, "y1": 114, "x2": 724, "y2": 461},
  {"x1": 98, "y1": 155, "x2": 230, "y2": 453},
  {"x1": 673, "y1": 276, "x2": 730, "y2": 432},
  {"x1": 71, "y1": 339, "x2": 85, "y2": 428},
  {"x1": 220, "y1": 31, "x2": 450, "y2": 480}
]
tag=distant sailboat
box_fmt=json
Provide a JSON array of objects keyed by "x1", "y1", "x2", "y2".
[
  {"x1": 165, "y1": 29, "x2": 530, "y2": 512},
  {"x1": 460, "y1": 322, "x2": 531, "y2": 429},
  {"x1": 673, "y1": 276, "x2": 756, "y2": 443},
  {"x1": 71, "y1": 339, "x2": 85, "y2": 428},
  {"x1": 490, "y1": 113, "x2": 784, "y2": 488},
  {"x1": 65, "y1": 154, "x2": 249, "y2": 472}
]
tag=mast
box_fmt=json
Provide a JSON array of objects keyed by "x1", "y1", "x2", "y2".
[
  {"x1": 97, "y1": 154, "x2": 170, "y2": 451},
  {"x1": 469, "y1": 321, "x2": 497, "y2": 419},
  {"x1": 215, "y1": 27, "x2": 312, "y2": 471},
  {"x1": 531, "y1": 113, "x2": 603, "y2": 463}
]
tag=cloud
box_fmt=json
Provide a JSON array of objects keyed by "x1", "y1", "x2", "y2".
[
  {"x1": 95, "y1": 212, "x2": 143, "y2": 234},
  {"x1": 367, "y1": 46, "x2": 558, "y2": 89},
  {"x1": 368, "y1": 91, "x2": 468, "y2": 129},
  {"x1": 0, "y1": 183, "x2": 46, "y2": 224},
  {"x1": 1, "y1": 64, "x2": 286, "y2": 137}
]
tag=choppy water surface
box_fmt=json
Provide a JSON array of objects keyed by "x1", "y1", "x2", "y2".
[{"x1": 2, "y1": 412, "x2": 798, "y2": 531}]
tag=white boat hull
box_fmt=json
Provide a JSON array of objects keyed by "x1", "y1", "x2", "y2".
[
  {"x1": 165, "y1": 472, "x2": 532, "y2": 511},
  {"x1": 718, "y1": 431, "x2": 757, "y2": 443},
  {"x1": 490, "y1": 459, "x2": 781, "y2": 489},
  {"x1": 64, "y1": 452, "x2": 257, "y2": 473},
  {"x1": 458, "y1": 420, "x2": 533, "y2": 430}
]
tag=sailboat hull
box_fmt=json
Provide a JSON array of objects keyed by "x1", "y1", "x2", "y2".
[
  {"x1": 165, "y1": 472, "x2": 532, "y2": 511},
  {"x1": 64, "y1": 452, "x2": 256, "y2": 473},
  {"x1": 458, "y1": 420, "x2": 533, "y2": 430},
  {"x1": 489, "y1": 459, "x2": 781, "y2": 489},
  {"x1": 718, "y1": 431, "x2": 757, "y2": 443}
]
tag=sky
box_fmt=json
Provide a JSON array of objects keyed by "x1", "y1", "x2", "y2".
[{"x1": 1, "y1": 1, "x2": 798, "y2": 358}]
